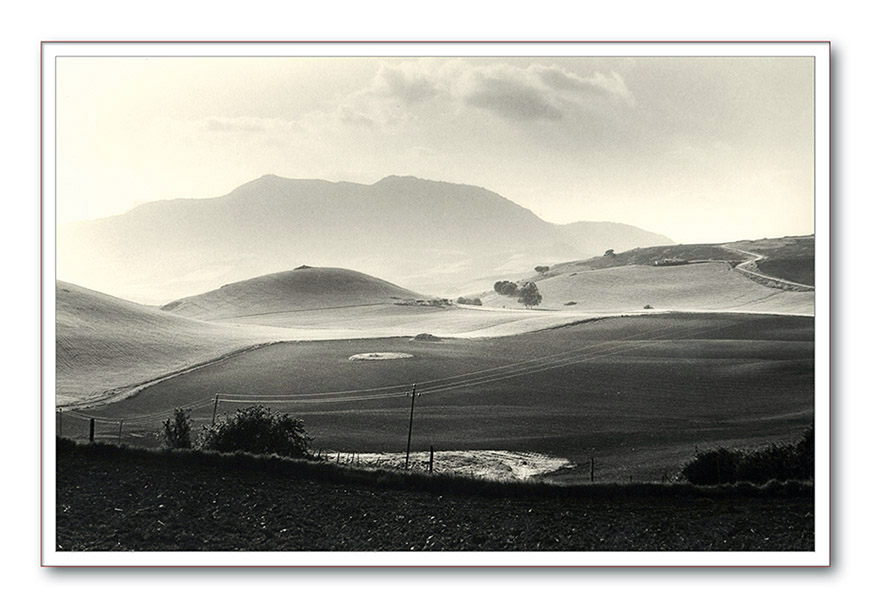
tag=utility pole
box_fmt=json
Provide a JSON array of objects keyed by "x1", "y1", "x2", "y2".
[{"x1": 404, "y1": 384, "x2": 417, "y2": 469}]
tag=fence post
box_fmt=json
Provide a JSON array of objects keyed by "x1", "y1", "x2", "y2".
[
  {"x1": 89, "y1": 418, "x2": 95, "y2": 442},
  {"x1": 590, "y1": 457, "x2": 594, "y2": 483},
  {"x1": 429, "y1": 446, "x2": 434, "y2": 473},
  {"x1": 211, "y1": 394, "x2": 219, "y2": 425},
  {"x1": 57, "y1": 411, "x2": 62, "y2": 438},
  {"x1": 118, "y1": 420, "x2": 123, "y2": 446}
]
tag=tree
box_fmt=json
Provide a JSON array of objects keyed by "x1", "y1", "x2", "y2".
[
  {"x1": 198, "y1": 405, "x2": 311, "y2": 458},
  {"x1": 494, "y1": 280, "x2": 518, "y2": 296},
  {"x1": 534, "y1": 265, "x2": 550, "y2": 274},
  {"x1": 163, "y1": 408, "x2": 192, "y2": 449},
  {"x1": 517, "y1": 282, "x2": 542, "y2": 308},
  {"x1": 604, "y1": 249, "x2": 614, "y2": 257}
]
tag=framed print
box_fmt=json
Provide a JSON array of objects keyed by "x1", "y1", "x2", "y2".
[{"x1": 41, "y1": 41, "x2": 830, "y2": 566}]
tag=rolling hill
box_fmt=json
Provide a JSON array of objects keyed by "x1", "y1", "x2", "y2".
[
  {"x1": 480, "y1": 263, "x2": 814, "y2": 314},
  {"x1": 161, "y1": 266, "x2": 426, "y2": 321},
  {"x1": 55, "y1": 281, "x2": 290, "y2": 406},
  {"x1": 477, "y1": 236, "x2": 815, "y2": 316},
  {"x1": 57, "y1": 175, "x2": 672, "y2": 304}
]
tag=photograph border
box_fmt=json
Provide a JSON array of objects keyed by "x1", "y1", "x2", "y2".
[{"x1": 41, "y1": 40, "x2": 832, "y2": 567}]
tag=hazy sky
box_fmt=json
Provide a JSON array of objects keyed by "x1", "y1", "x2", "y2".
[{"x1": 56, "y1": 55, "x2": 815, "y2": 243}]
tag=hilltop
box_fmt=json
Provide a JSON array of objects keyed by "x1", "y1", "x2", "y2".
[
  {"x1": 161, "y1": 266, "x2": 425, "y2": 321},
  {"x1": 57, "y1": 174, "x2": 672, "y2": 303}
]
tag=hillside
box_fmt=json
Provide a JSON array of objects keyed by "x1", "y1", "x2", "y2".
[
  {"x1": 481, "y1": 263, "x2": 813, "y2": 315},
  {"x1": 57, "y1": 175, "x2": 672, "y2": 303},
  {"x1": 161, "y1": 266, "x2": 425, "y2": 321},
  {"x1": 55, "y1": 282, "x2": 288, "y2": 406},
  {"x1": 730, "y1": 236, "x2": 815, "y2": 286},
  {"x1": 479, "y1": 236, "x2": 815, "y2": 316}
]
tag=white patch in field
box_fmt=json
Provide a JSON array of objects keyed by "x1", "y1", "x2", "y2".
[
  {"x1": 338, "y1": 450, "x2": 572, "y2": 481},
  {"x1": 348, "y1": 352, "x2": 414, "y2": 361}
]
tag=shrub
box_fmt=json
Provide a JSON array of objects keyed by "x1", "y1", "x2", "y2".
[
  {"x1": 681, "y1": 427, "x2": 814, "y2": 485},
  {"x1": 198, "y1": 405, "x2": 311, "y2": 458},
  {"x1": 163, "y1": 408, "x2": 192, "y2": 449},
  {"x1": 534, "y1": 265, "x2": 550, "y2": 274},
  {"x1": 681, "y1": 448, "x2": 743, "y2": 485},
  {"x1": 643, "y1": 304, "x2": 654, "y2": 309},
  {"x1": 456, "y1": 296, "x2": 483, "y2": 306}
]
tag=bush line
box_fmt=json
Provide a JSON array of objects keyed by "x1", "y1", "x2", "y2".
[{"x1": 57, "y1": 437, "x2": 812, "y2": 501}]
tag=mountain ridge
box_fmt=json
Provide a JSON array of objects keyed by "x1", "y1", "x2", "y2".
[{"x1": 57, "y1": 174, "x2": 673, "y2": 304}]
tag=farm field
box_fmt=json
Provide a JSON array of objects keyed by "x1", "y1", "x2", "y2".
[
  {"x1": 56, "y1": 441, "x2": 814, "y2": 551},
  {"x1": 57, "y1": 280, "x2": 631, "y2": 406},
  {"x1": 62, "y1": 313, "x2": 814, "y2": 483}
]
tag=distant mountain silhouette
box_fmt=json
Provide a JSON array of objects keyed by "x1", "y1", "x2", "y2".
[{"x1": 58, "y1": 175, "x2": 672, "y2": 303}]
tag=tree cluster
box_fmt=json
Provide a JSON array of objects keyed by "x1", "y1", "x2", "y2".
[
  {"x1": 493, "y1": 280, "x2": 519, "y2": 296},
  {"x1": 456, "y1": 296, "x2": 483, "y2": 306}
]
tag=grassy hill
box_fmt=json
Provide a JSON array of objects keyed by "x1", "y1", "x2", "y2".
[
  {"x1": 477, "y1": 236, "x2": 815, "y2": 315},
  {"x1": 55, "y1": 281, "x2": 289, "y2": 406},
  {"x1": 731, "y1": 236, "x2": 815, "y2": 286},
  {"x1": 161, "y1": 266, "x2": 426, "y2": 321},
  {"x1": 481, "y1": 262, "x2": 814, "y2": 314}
]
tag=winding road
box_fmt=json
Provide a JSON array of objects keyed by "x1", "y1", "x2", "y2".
[{"x1": 721, "y1": 245, "x2": 814, "y2": 291}]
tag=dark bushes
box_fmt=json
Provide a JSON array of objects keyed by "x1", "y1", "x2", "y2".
[
  {"x1": 162, "y1": 408, "x2": 192, "y2": 449},
  {"x1": 456, "y1": 296, "x2": 482, "y2": 306},
  {"x1": 198, "y1": 405, "x2": 311, "y2": 458},
  {"x1": 682, "y1": 427, "x2": 814, "y2": 485}
]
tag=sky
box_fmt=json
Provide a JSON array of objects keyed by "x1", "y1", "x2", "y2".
[{"x1": 55, "y1": 55, "x2": 815, "y2": 244}]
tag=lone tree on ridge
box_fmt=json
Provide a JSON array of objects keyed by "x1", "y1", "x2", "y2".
[{"x1": 517, "y1": 282, "x2": 542, "y2": 308}]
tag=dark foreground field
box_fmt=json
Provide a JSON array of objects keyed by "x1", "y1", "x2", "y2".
[
  {"x1": 61, "y1": 313, "x2": 814, "y2": 483},
  {"x1": 56, "y1": 441, "x2": 814, "y2": 552}
]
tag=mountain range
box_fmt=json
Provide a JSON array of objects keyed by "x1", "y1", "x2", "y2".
[{"x1": 57, "y1": 175, "x2": 672, "y2": 303}]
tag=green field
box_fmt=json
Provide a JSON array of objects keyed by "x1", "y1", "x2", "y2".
[{"x1": 62, "y1": 313, "x2": 814, "y2": 482}]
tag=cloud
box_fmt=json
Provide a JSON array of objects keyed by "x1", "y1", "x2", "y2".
[
  {"x1": 373, "y1": 63, "x2": 440, "y2": 104},
  {"x1": 328, "y1": 60, "x2": 636, "y2": 128},
  {"x1": 451, "y1": 62, "x2": 636, "y2": 122},
  {"x1": 459, "y1": 71, "x2": 564, "y2": 121},
  {"x1": 532, "y1": 66, "x2": 636, "y2": 107}
]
